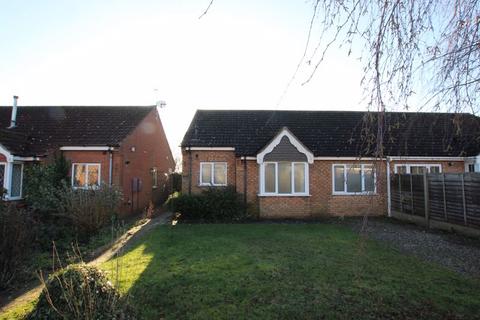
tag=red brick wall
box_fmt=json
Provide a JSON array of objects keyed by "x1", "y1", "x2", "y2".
[
  {"x1": 181, "y1": 150, "x2": 236, "y2": 194},
  {"x1": 63, "y1": 109, "x2": 174, "y2": 216},
  {"x1": 118, "y1": 109, "x2": 175, "y2": 214},
  {"x1": 0, "y1": 153, "x2": 7, "y2": 162},
  {"x1": 181, "y1": 151, "x2": 467, "y2": 218}
]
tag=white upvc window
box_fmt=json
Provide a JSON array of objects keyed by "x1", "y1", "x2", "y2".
[
  {"x1": 199, "y1": 162, "x2": 227, "y2": 186},
  {"x1": 72, "y1": 163, "x2": 101, "y2": 188},
  {"x1": 332, "y1": 164, "x2": 376, "y2": 195},
  {"x1": 260, "y1": 162, "x2": 309, "y2": 196},
  {"x1": 394, "y1": 164, "x2": 442, "y2": 174}
]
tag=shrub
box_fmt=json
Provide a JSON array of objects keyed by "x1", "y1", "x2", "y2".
[
  {"x1": 169, "y1": 187, "x2": 248, "y2": 222},
  {"x1": 0, "y1": 204, "x2": 33, "y2": 289},
  {"x1": 28, "y1": 264, "x2": 134, "y2": 320},
  {"x1": 56, "y1": 184, "x2": 122, "y2": 238},
  {"x1": 23, "y1": 153, "x2": 69, "y2": 214}
]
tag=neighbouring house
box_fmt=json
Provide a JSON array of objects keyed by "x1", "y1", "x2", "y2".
[
  {"x1": 181, "y1": 110, "x2": 480, "y2": 218},
  {"x1": 0, "y1": 96, "x2": 174, "y2": 214}
]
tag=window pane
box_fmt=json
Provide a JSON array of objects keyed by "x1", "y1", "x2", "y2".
[
  {"x1": 11, "y1": 164, "x2": 23, "y2": 197},
  {"x1": 410, "y1": 166, "x2": 426, "y2": 175},
  {"x1": 294, "y1": 163, "x2": 305, "y2": 193},
  {"x1": 214, "y1": 163, "x2": 227, "y2": 185},
  {"x1": 264, "y1": 163, "x2": 276, "y2": 193},
  {"x1": 87, "y1": 165, "x2": 99, "y2": 187},
  {"x1": 429, "y1": 166, "x2": 440, "y2": 173},
  {"x1": 334, "y1": 165, "x2": 345, "y2": 192},
  {"x1": 364, "y1": 165, "x2": 375, "y2": 192},
  {"x1": 201, "y1": 163, "x2": 212, "y2": 184},
  {"x1": 397, "y1": 166, "x2": 407, "y2": 174},
  {"x1": 346, "y1": 165, "x2": 361, "y2": 193},
  {"x1": 73, "y1": 164, "x2": 86, "y2": 187},
  {"x1": 278, "y1": 162, "x2": 292, "y2": 194}
]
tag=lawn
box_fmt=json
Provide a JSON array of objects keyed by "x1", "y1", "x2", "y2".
[
  {"x1": 2, "y1": 223, "x2": 480, "y2": 319},
  {"x1": 101, "y1": 223, "x2": 479, "y2": 320}
]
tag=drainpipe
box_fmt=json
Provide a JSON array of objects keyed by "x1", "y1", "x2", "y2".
[
  {"x1": 9, "y1": 96, "x2": 18, "y2": 128},
  {"x1": 108, "y1": 148, "x2": 113, "y2": 186},
  {"x1": 243, "y1": 156, "x2": 247, "y2": 208},
  {"x1": 386, "y1": 157, "x2": 392, "y2": 217},
  {"x1": 188, "y1": 147, "x2": 192, "y2": 195}
]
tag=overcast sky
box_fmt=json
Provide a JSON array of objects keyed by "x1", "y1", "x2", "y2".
[{"x1": 0, "y1": 0, "x2": 367, "y2": 158}]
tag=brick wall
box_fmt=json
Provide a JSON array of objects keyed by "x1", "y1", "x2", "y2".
[
  {"x1": 181, "y1": 150, "x2": 236, "y2": 194},
  {"x1": 118, "y1": 109, "x2": 175, "y2": 214},
  {"x1": 63, "y1": 110, "x2": 174, "y2": 215},
  {"x1": 181, "y1": 150, "x2": 467, "y2": 218}
]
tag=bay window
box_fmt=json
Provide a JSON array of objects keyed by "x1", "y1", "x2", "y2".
[
  {"x1": 261, "y1": 162, "x2": 309, "y2": 195},
  {"x1": 72, "y1": 163, "x2": 101, "y2": 188},
  {"x1": 200, "y1": 162, "x2": 227, "y2": 186},
  {"x1": 333, "y1": 164, "x2": 376, "y2": 194}
]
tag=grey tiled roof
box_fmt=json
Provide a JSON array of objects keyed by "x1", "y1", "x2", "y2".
[
  {"x1": 181, "y1": 110, "x2": 480, "y2": 157},
  {"x1": 0, "y1": 106, "x2": 154, "y2": 156}
]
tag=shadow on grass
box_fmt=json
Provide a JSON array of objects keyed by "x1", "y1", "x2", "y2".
[{"x1": 104, "y1": 223, "x2": 480, "y2": 320}]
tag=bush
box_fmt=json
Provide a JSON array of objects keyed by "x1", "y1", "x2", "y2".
[
  {"x1": 0, "y1": 204, "x2": 33, "y2": 289},
  {"x1": 169, "y1": 187, "x2": 248, "y2": 222},
  {"x1": 23, "y1": 153, "x2": 69, "y2": 214},
  {"x1": 56, "y1": 184, "x2": 123, "y2": 238},
  {"x1": 28, "y1": 264, "x2": 134, "y2": 320}
]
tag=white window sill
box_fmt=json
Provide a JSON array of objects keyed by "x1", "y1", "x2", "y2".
[
  {"x1": 332, "y1": 192, "x2": 377, "y2": 196},
  {"x1": 4, "y1": 197, "x2": 23, "y2": 201},
  {"x1": 198, "y1": 184, "x2": 228, "y2": 187},
  {"x1": 258, "y1": 193, "x2": 311, "y2": 197}
]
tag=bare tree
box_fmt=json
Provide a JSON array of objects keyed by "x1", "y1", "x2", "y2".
[{"x1": 298, "y1": 0, "x2": 479, "y2": 115}]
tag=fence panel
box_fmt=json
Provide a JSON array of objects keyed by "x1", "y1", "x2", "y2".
[{"x1": 391, "y1": 172, "x2": 480, "y2": 230}]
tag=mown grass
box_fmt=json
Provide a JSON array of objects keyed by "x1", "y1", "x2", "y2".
[
  {"x1": 98, "y1": 223, "x2": 480, "y2": 320},
  {"x1": 3, "y1": 223, "x2": 479, "y2": 319}
]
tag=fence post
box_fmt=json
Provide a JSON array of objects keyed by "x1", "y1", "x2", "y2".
[
  {"x1": 423, "y1": 173, "x2": 429, "y2": 228},
  {"x1": 461, "y1": 173, "x2": 467, "y2": 226},
  {"x1": 410, "y1": 174, "x2": 414, "y2": 215}
]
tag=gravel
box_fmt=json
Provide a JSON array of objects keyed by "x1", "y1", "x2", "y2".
[{"x1": 343, "y1": 217, "x2": 480, "y2": 277}]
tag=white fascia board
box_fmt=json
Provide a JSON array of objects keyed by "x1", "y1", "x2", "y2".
[
  {"x1": 0, "y1": 143, "x2": 13, "y2": 162},
  {"x1": 186, "y1": 147, "x2": 235, "y2": 151},
  {"x1": 257, "y1": 127, "x2": 314, "y2": 164},
  {"x1": 388, "y1": 156, "x2": 465, "y2": 161},
  {"x1": 13, "y1": 156, "x2": 40, "y2": 161},
  {"x1": 60, "y1": 146, "x2": 113, "y2": 151}
]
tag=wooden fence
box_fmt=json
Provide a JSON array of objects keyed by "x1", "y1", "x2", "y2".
[{"x1": 391, "y1": 173, "x2": 480, "y2": 230}]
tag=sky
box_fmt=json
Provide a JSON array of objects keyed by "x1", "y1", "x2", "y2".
[{"x1": 0, "y1": 0, "x2": 367, "y2": 159}]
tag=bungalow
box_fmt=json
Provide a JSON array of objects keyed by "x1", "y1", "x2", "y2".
[
  {"x1": 0, "y1": 96, "x2": 174, "y2": 214},
  {"x1": 181, "y1": 110, "x2": 480, "y2": 218}
]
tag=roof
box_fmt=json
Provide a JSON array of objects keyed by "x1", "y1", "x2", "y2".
[
  {"x1": 0, "y1": 106, "x2": 155, "y2": 156},
  {"x1": 181, "y1": 110, "x2": 480, "y2": 157}
]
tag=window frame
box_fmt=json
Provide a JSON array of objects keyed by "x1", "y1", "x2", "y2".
[
  {"x1": 259, "y1": 161, "x2": 309, "y2": 196},
  {"x1": 332, "y1": 163, "x2": 377, "y2": 195},
  {"x1": 394, "y1": 163, "x2": 442, "y2": 174},
  {"x1": 71, "y1": 163, "x2": 101, "y2": 189},
  {"x1": 199, "y1": 162, "x2": 228, "y2": 186},
  {"x1": 9, "y1": 162, "x2": 24, "y2": 199},
  {"x1": 151, "y1": 167, "x2": 158, "y2": 189}
]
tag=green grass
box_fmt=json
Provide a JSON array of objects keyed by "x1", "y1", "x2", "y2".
[
  {"x1": 99, "y1": 224, "x2": 480, "y2": 320},
  {"x1": 3, "y1": 223, "x2": 479, "y2": 319}
]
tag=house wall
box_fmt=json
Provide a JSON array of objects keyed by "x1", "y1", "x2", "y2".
[
  {"x1": 182, "y1": 150, "x2": 466, "y2": 218},
  {"x1": 118, "y1": 109, "x2": 175, "y2": 215},
  {"x1": 62, "y1": 110, "x2": 174, "y2": 215}
]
